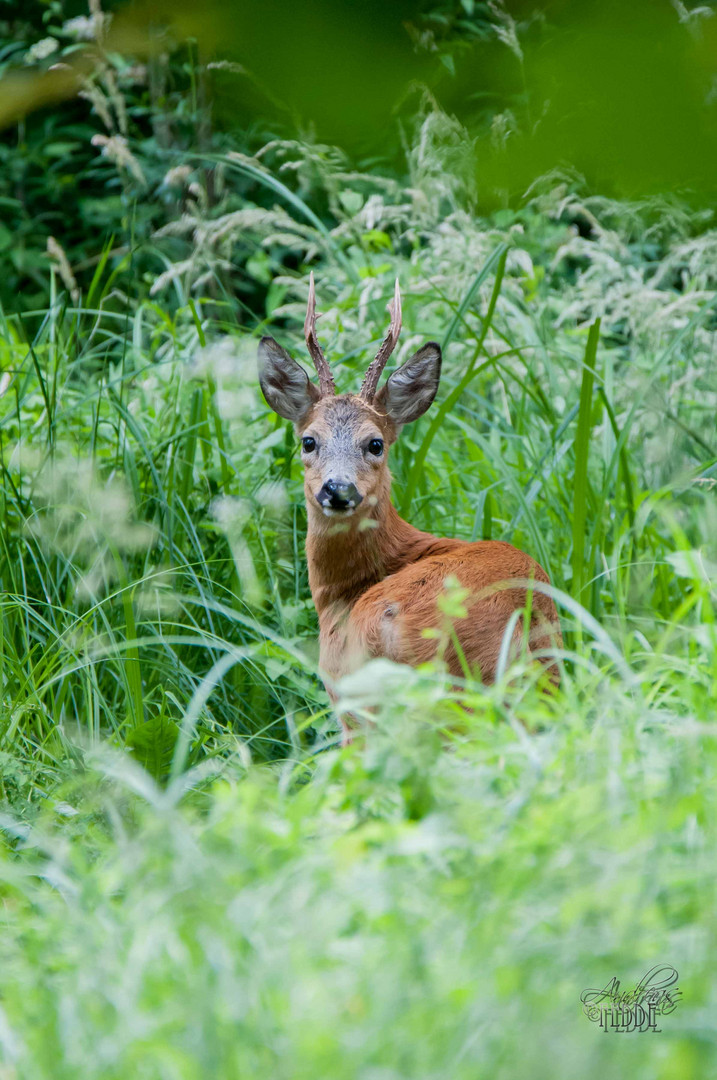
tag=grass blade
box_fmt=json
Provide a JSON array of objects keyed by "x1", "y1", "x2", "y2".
[
  {"x1": 571, "y1": 319, "x2": 600, "y2": 602},
  {"x1": 399, "y1": 247, "x2": 508, "y2": 516}
]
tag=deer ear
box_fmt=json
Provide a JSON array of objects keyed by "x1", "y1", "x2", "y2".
[
  {"x1": 375, "y1": 342, "x2": 441, "y2": 426},
  {"x1": 258, "y1": 336, "x2": 320, "y2": 422}
]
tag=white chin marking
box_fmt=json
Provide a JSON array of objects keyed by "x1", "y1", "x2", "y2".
[{"x1": 320, "y1": 506, "x2": 355, "y2": 518}]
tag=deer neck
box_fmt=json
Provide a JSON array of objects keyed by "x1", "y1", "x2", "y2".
[{"x1": 305, "y1": 494, "x2": 435, "y2": 621}]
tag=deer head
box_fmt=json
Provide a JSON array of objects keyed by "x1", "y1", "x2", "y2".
[{"x1": 258, "y1": 275, "x2": 441, "y2": 522}]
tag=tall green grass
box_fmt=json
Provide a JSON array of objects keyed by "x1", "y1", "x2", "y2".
[
  {"x1": 0, "y1": 139, "x2": 716, "y2": 1076},
  {"x1": 1, "y1": 245, "x2": 712, "y2": 772},
  {"x1": 1, "y1": 170, "x2": 715, "y2": 772}
]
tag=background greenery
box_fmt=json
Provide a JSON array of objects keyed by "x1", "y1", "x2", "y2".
[{"x1": 0, "y1": 1, "x2": 715, "y2": 1076}]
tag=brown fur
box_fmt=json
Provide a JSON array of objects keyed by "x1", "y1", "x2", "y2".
[
  {"x1": 258, "y1": 331, "x2": 562, "y2": 741},
  {"x1": 297, "y1": 395, "x2": 562, "y2": 738}
]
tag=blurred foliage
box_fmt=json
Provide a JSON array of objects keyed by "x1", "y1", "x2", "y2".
[
  {"x1": 3, "y1": 1, "x2": 717, "y2": 312},
  {"x1": 0, "y1": 668, "x2": 716, "y2": 1078},
  {"x1": 442, "y1": 0, "x2": 717, "y2": 201}
]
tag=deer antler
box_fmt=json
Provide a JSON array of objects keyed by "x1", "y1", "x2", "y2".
[
  {"x1": 359, "y1": 278, "x2": 402, "y2": 402},
  {"x1": 304, "y1": 272, "x2": 335, "y2": 397}
]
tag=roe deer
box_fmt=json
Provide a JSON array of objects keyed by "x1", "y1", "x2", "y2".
[{"x1": 258, "y1": 275, "x2": 562, "y2": 738}]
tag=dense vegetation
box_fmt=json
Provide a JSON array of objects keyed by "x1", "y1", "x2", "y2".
[{"x1": 0, "y1": 1, "x2": 715, "y2": 1076}]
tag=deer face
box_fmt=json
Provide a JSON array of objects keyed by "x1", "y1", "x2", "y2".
[
  {"x1": 296, "y1": 395, "x2": 392, "y2": 518},
  {"x1": 257, "y1": 277, "x2": 441, "y2": 521},
  {"x1": 258, "y1": 339, "x2": 441, "y2": 520}
]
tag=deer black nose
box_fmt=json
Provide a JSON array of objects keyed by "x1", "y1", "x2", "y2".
[{"x1": 318, "y1": 479, "x2": 363, "y2": 511}]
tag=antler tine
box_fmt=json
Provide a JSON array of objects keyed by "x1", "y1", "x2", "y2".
[
  {"x1": 359, "y1": 278, "x2": 402, "y2": 402},
  {"x1": 304, "y1": 271, "x2": 335, "y2": 397}
]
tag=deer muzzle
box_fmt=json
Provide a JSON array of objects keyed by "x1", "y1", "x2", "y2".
[{"x1": 317, "y1": 479, "x2": 363, "y2": 514}]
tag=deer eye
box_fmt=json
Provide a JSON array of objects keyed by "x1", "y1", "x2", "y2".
[
  {"x1": 367, "y1": 438, "x2": 384, "y2": 456},
  {"x1": 302, "y1": 436, "x2": 316, "y2": 453}
]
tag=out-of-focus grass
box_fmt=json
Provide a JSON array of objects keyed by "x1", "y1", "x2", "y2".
[
  {"x1": 5, "y1": 0, "x2": 717, "y2": 199},
  {"x1": 0, "y1": 658, "x2": 715, "y2": 1078}
]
